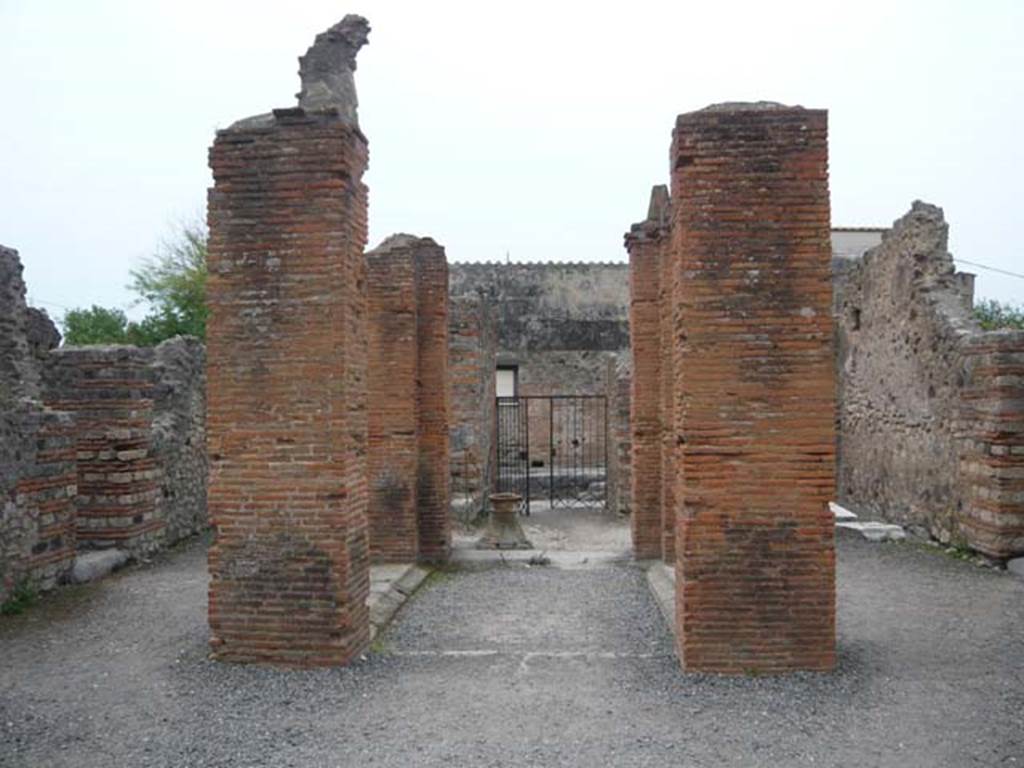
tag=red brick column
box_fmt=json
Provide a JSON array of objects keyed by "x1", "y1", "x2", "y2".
[
  {"x1": 671, "y1": 104, "x2": 836, "y2": 673},
  {"x1": 366, "y1": 236, "x2": 450, "y2": 563},
  {"x1": 366, "y1": 244, "x2": 419, "y2": 563},
  {"x1": 626, "y1": 196, "x2": 665, "y2": 560},
  {"x1": 654, "y1": 191, "x2": 677, "y2": 565},
  {"x1": 206, "y1": 109, "x2": 370, "y2": 666},
  {"x1": 414, "y1": 247, "x2": 451, "y2": 561}
]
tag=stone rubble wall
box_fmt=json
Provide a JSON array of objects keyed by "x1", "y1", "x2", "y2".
[
  {"x1": 448, "y1": 295, "x2": 496, "y2": 523},
  {"x1": 835, "y1": 202, "x2": 1024, "y2": 557},
  {"x1": 0, "y1": 404, "x2": 77, "y2": 603},
  {"x1": 42, "y1": 340, "x2": 207, "y2": 556},
  {"x1": 0, "y1": 246, "x2": 43, "y2": 405},
  {"x1": 0, "y1": 245, "x2": 77, "y2": 602},
  {"x1": 151, "y1": 338, "x2": 207, "y2": 546}
]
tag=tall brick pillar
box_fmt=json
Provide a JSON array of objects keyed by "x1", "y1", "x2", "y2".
[
  {"x1": 205, "y1": 16, "x2": 372, "y2": 666},
  {"x1": 671, "y1": 103, "x2": 836, "y2": 673},
  {"x1": 365, "y1": 236, "x2": 450, "y2": 564},
  {"x1": 626, "y1": 187, "x2": 671, "y2": 560}
]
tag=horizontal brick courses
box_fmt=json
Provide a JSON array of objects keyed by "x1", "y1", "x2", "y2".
[
  {"x1": 670, "y1": 104, "x2": 836, "y2": 674},
  {"x1": 365, "y1": 236, "x2": 450, "y2": 564},
  {"x1": 206, "y1": 110, "x2": 370, "y2": 666}
]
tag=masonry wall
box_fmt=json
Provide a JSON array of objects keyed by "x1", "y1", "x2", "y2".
[
  {"x1": 44, "y1": 347, "x2": 163, "y2": 554},
  {"x1": 626, "y1": 214, "x2": 665, "y2": 559},
  {"x1": 366, "y1": 235, "x2": 451, "y2": 563},
  {"x1": 206, "y1": 109, "x2": 370, "y2": 665},
  {"x1": 449, "y1": 295, "x2": 496, "y2": 522},
  {"x1": 0, "y1": 404, "x2": 77, "y2": 603},
  {"x1": 670, "y1": 103, "x2": 836, "y2": 673},
  {"x1": 835, "y1": 202, "x2": 1024, "y2": 558},
  {"x1": 608, "y1": 356, "x2": 632, "y2": 517},
  {"x1": 0, "y1": 246, "x2": 76, "y2": 602},
  {"x1": 449, "y1": 263, "x2": 629, "y2": 501},
  {"x1": 151, "y1": 338, "x2": 208, "y2": 546}
]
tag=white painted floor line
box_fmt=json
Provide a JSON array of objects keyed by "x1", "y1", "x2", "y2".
[{"x1": 390, "y1": 649, "x2": 665, "y2": 659}]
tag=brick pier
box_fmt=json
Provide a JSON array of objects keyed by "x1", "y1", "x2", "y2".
[
  {"x1": 670, "y1": 103, "x2": 836, "y2": 673},
  {"x1": 366, "y1": 235, "x2": 450, "y2": 564},
  {"x1": 205, "y1": 109, "x2": 371, "y2": 666}
]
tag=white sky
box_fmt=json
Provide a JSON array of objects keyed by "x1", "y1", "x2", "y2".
[{"x1": 1, "y1": 0, "x2": 1022, "y2": 320}]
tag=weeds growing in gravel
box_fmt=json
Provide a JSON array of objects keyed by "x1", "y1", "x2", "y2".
[{"x1": 1, "y1": 579, "x2": 38, "y2": 616}]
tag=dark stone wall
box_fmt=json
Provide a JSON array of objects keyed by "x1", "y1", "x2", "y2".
[{"x1": 449, "y1": 262, "x2": 630, "y2": 355}]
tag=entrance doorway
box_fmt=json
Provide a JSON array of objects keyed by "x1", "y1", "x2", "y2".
[{"x1": 495, "y1": 395, "x2": 608, "y2": 515}]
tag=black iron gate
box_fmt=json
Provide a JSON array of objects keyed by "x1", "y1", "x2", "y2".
[{"x1": 495, "y1": 395, "x2": 608, "y2": 515}]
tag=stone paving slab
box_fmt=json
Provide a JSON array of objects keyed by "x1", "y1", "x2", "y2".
[{"x1": 368, "y1": 563, "x2": 430, "y2": 642}]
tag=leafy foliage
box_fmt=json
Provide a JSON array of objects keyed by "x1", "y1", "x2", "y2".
[
  {"x1": 974, "y1": 299, "x2": 1024, "y2": 331},
  {"x1": 61, "y1": 221, "x2": 208, "y2": 347},
  {"x1": 61, "y1": 305, "x2": 131, "y2": 345},
  {"x1": 128, "y1": 221, "x2": 208, "y2": 342}
]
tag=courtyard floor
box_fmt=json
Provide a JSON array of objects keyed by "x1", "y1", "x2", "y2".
[{"x1": 1, "y1": 515, "x2": 1022, "y2": 767}]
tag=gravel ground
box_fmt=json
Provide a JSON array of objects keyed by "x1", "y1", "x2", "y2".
[
  {"x1": 453, "y1": 503, "x2": 631, "y2": 553},
  {"x1": 1, "y1": 530, "x2": 1022, "y2": 767}
]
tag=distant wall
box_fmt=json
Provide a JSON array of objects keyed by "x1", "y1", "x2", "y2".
[
  {"x1": 835, "y1": 202, "x2": 1024, "y2": 557},
  {"x1": 449, "y1": 294, "x2": 496, "y2": 522},
  {"x1": 449, "y1": 263, "x2": 629, "y2": 502}
]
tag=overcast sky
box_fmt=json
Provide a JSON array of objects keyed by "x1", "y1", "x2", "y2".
[{"x1": 1, "y1": 0, "x2": 1022, "y2": 321}]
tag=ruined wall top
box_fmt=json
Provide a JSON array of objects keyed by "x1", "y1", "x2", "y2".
[
  {"x1": 296, "y1": 14, "x2": 371, "y2": 127},
  {"x1": 0, "y1": 245, "x2": 42, "y2": 405},
  {"x1": 625, "y1": 185, "x2": 671, "y2": 245}
]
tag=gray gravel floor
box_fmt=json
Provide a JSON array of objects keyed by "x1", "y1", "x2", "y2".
[{"x1": 1, "y1": 530, "x2": 1023, "y2": 767}]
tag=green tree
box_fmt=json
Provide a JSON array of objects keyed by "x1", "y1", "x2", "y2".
[
  {"x1": 128, "y1": 220, "x2": 208, "y2": 341},
  {"x1": 61, "y1": 305, "x2": 131, "y2": 345},
  {"x1": 974, "y1": 299, "x2": 1024, "y2": 330},
  {"x1": 60, "y1": 221, "x2": 208, "y2": 347}
]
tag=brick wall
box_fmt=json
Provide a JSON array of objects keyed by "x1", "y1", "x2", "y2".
[
  {"x1": 670, "y1": 103, "x2": 836, "y2": 673},
  {"x1": 625, "y1": 194, "x2": 666, "y2": 559},
  {"x1": 43, "y1": 346, "x2": 164, "y2": 555},
  {"x1": 608, "y1": 355, "x2": 632, "y2": 517},
  {"x1": 959, "y1": 334, "x2": 1024, "y2": 557},
  {"x1": 835, "y1": 201, "x2": 1024, "y2": 558},
  {"x1": 448, "y1": 295, "x2": 496, "y2": 522},
  {"x1": 365, "y1": 235, "x2": 451, "y2": 563},
  {"x1": 414, "y1": 247, "x2": 451, "y2": 561},
  {"x1": 206, "y1": 109, "x2": 370, "y2": 666}
]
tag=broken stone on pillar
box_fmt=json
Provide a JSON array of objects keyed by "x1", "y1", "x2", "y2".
[
  {"x1": 671, "y1": 103, "x2": 837, "y2": 673},
  {"x1": 365, "y1": 234, "x2": 451, "y2": 564},
  {"x1": 205, "y1": 16, "x2": 372, "y2": 666}
]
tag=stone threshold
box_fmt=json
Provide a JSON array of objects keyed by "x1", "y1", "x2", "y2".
[{"x1": 368, "y1": 563, "x2": 431, "y2": 642}]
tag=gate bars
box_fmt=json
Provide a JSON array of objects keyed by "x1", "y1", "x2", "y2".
[{"x1": 495, "y1": 395, "x2": 608, "y2": 515}]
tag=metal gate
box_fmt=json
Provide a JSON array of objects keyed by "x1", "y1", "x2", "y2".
[{"x1": 495, "y1": 395, "x2": 608, "y2": 515}]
